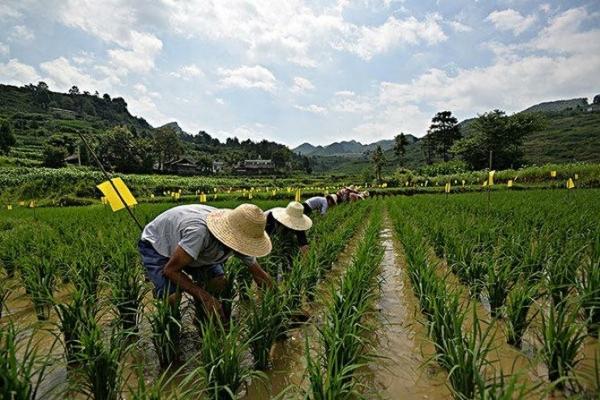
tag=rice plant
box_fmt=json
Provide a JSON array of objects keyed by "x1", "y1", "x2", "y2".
[
  {"x1": 19, "y1": 256, "x2": 56, "y2": 320},
  {"x1": 0, "y1": 320, "x2": 53, "y2": 399},
  {"x1": 107, "y1": 249, "x2": 146, "y2": 332},
  {"x1": 129, "y1": 365, "x2": 202, "y2": 399},
  {"x1": 76, "y1": 320, "x2": 129, "y2": 400},
  {"x1": 246, "y1": 285, "x2": 288, "y2": 370},
  {"x1": 69, "y1": 253, "x2": 103, "y2": 305},
  {"x1": 539, "y1": 302, "x2": 586, "y2": 390},
  {"x1": 149, "y1": 295, "x2": 182, "y2": 369},
  {"x1": 577, "y1": 237, "x2": 600, "y2": 337},
  {"x1": 198, "y1": 316, "x2": 260, "y2": 400},
  {"x1": 0, "y1": 272, "x2": 10, "y2": 319},
  {"x1": 483, "y1": 256, "x2": 515, "y2": 319},
  {"x1": 54, "y1": 285, "x2": 98, "y2": 366},
  {"x1": 504, "y1": 282, "x2": 539, "y2": 348},
  {"x1": 545, "y1": 247, "x2": 581, "y2": 307}
]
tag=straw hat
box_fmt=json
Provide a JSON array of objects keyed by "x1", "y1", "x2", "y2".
[
  {"x1": 271, "y1": 201, "x2": 313, "y2": 231},
  {"x1": 330, "y1": 194, "x2": 338, "y2": 204},
  {"x1": 207, "y1": 204, "x2": 272, "y2": 257}
]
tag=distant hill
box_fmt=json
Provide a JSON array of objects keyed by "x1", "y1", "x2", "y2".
[
  {"x1": 293, "y1": 136, "x2": 417, "y2": 157},
  {"x1": 522, "y1": 98, "x2": 589, "y2": 114}
]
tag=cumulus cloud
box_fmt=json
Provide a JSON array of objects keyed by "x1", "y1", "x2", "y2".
[
  {"x1": 218, "y1": 65, "x2": 277, "y2": 92},
  {"x1": 170, "y1": 64, "x2": 204, "y2": 80},
  {"x1": 290, "y1": 76, "x2": 315, "y2": 93},
  {"x1": 0, "y1": 58, "x2": 40, "y2": 85},
  {"x1": 0, "y1": 42, "x2": 9, "y2": 56},
  {"x1": 486, "y1": 9, "x2": 536, "y2": 35},
  {"x1": 108, "y1": 31, "x2": 162, "y2": 74},
  {"x1": 294, "y1": 104, "x2": 327, "y2": 114},
  {"x1": 448, "y1": 20, "x2": 472, "y2": 33},
  {"x1": 335, "y1": 90, "x2": 355, "y2": 97},
  {"x1": 9, "y1": 25, "x2": 35, "y2": 42},
  {"x1": 40, "y1": 56, "x2": 116, "y2": 93}
]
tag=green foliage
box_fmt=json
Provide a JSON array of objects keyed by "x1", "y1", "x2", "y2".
[
  {"x1": 452, "y1": 110, "x2": 545, "y2": 170},
  {"x1": 98, "y1": 125, "x2": 154, "y2": 173},
  {"x1": 149, "y1": 296, "x2": 182, "y2": 369},
  {"x1": 371, "y1": 145, "x2": 385, "y2": 182},
  {"x1": 0, "y1": 119, "x2": 16, "y2": 155},
  {"x1": 427, "y1": 110, "x2": 461, "y2": 162},
  {"x1": 42, "y1": 143, "x2": 67, "y2": 168}
]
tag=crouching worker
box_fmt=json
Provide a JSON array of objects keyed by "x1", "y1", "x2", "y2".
[
  {"x1": 302, "y1": 194, "x2": 336, "y2": 216},
  {"x1": 138, "y1": 203, "x2": 273, "y2": 321},
  {"x1": 264, "y1": 202, "x2": 312, "y2": 279}
]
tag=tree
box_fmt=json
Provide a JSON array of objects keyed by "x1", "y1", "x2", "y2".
[
  {"x1": 0, "y1": 120, "x2": 16, "y2": 155},
  {"x1": 153, "y1": 126, "x2": 183, "y2": 170},
  {"x1": 428, "y1": 111, "x2": 461, "y2": 162},
  {"x1": 421, "y1": 133, "x2": 435, "y2": 165},
  {"x1": 394, "y1": 132, "x2": 409, "y2": 167},
  {"x1": 43, "y1": 144, "x2": 68, "y2": 168},
  {"x1": 68, "y1": 86, "x2": 80, "y2": 96},
  {"x1": 98, "y1": 126, "x2": 153, "y2": 173},
  {"x1": 451, "y1": 110, "x2": 545, "y2": 170},
  {"x1": 593, "y1": 94, "x2": 600, "y2": 104},
  {"x1": 33, "y1": 81, "x2": 50, "y2": 110},
  {"x1": 371, "y1": 145, "x2": 386, "y2": 183}
]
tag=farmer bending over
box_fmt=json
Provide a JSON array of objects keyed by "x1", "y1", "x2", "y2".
[
  {"x1": 138, "y1": 204, "x2": 273, "y2": 320},
  {"x1": 302, "y1": 195, "x2": 336, "y2": 216},
  {"x1": 336, "y1": 185, "x2": 360, "y2": 204}
]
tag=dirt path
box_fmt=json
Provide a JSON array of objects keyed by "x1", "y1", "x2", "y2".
[{"x1": 366, "y1": 212, "x2": 450, "y2": 399}]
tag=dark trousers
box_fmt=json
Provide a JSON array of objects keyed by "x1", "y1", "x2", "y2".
[{"x1": 302, "y1": 202, "x2": 312, "y2": 216}]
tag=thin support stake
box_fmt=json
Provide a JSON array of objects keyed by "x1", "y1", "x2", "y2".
[{"x1": 77, "y1": 132, "x2": 143, "y2": 232}]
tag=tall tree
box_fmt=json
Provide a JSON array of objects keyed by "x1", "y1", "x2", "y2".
[
  {"x1": 0, "y1": 120, "x2": 16, "y2": 155},
  {"x1": 371, "y1": 145, "x2": 386, "y2": 182},
  {"x1": 393, "y1": 132, "x2": 409, "y2": 167},
  {"x1": 428, "y1": 111, "x2": 461, "y2": 162},
  {"x1": 68, "y1": 86, "x2": 80, "y2": 96},
  {"x1": 153, "y1": 126, "x2": 184, "y2": 170},
  {"x1": 98, "y1": 126, "x2": 153, "y2": 173},
  {"x1": 34, "y1": 81, "x2": 50, "y2": 110},
  {"x1": 451, "y1": 110, "x2": 545, "y2": 170},
  {"x1": 421, "y1": 133, "x2": 435, "y2": 165}
]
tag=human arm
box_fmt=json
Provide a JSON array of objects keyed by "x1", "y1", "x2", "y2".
[
  {"x1": 163, "y1": 245, "x2": 224, "y2": 320},
  {"x1": 248, "y1": 262, "x2": 274, "y2": 288}
]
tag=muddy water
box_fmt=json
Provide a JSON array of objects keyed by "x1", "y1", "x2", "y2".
[
  {"x1": 367, "y1": 222, "x2": 450, "y2": 399},
  {"x1": 242, "y1": 224, "x2": 366, "y2": 399}
]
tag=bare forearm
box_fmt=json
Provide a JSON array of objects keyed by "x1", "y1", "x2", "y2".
[
  {"x1": 249, "y1": 263, "x2": 273, "y2": 288},
  {"x1": 164, "y1": 269, "x2": 211, "y2": 302}
]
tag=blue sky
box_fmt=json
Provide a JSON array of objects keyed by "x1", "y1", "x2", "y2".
[{"x1": 1, "y1": 0, "x2": 599, "y2": 147}]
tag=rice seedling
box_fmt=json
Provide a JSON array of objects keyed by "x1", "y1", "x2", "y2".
[
  {"x1": 476, "y1": 371, "x2": 531, "y2": 400},
  {"x1": 19, "y1": 255, "x2": 57, "y2": 320},
  {"x1": 246, "y1": 285, "x2": 288, "y2": 370},
  {"x1": 539, "y1": 301, "x2": 586, "y2": 390},
  {"x1": 504, "y1": 282, "x2": 539, "y2": 348},
  {"x1": 441, "y1": 306, "x2": 496, "y2": 400},
  {"x1": 0, "y1": 240, "x2": 19, "y2": 278},
  {"x1": 545, "y1": 247, "x2": 582, "y2": 307},
  {"x1": 483, "y1": 256, "x2": 515, "y2": 319},
  {"x1": 577, "y1": 237, "x2": 600, "y2": 337},
  {"x1": 0, "y1": 272, "x2": 10, "y2": 319},
  {"x1": 75, "y1": 320, "x2": 129, "y2": 400},
  {"x1": 54, "y1": 286, "x2": 97, "y2": 366},
  {"x1": 107, "y1": 249, "x2": 147, "y2": 332},
  {"x1": 149, "y1": 295, "x2": 182, "y2": 369},
  {"x1": 69, "y1": 253, "x2": 103, "y2": 305},
  {"x1": 129, "y1": 364, "x2": 202, "y2": 400},
  {"x1": 428, "y1": 287, "x2": 468, "y2": 367},
  {"x1": 198, "y1": 316, "x2": 260, "y2": 400},
  {"x1": 0, "y1": 320, "x2": 53, "y2": 399}
]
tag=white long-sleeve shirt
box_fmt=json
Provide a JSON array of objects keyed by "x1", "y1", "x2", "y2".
[{"x1": 305, "y1": 196, "x2": 329, "y2": 215}]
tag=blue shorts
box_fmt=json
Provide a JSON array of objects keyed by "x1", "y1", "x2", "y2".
[{"x1": 138, "y1": 240, "x2": 224, "y2": 297}]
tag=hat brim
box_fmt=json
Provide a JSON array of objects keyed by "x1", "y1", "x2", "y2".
[
  {"x1": 271, "y1": 207, "x2": 313, "y2": 231},
  {"x1": 206, "y1": 209, "x2": 272, "y2": 258}
]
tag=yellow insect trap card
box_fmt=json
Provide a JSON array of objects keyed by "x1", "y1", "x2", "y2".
[{"x1": 96, "y1": 178, "x2": 138, "y2": 212}]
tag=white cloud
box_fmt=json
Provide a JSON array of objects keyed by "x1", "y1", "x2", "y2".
[
  {"x1": 215, "y1": 98, "x2": 225, "y2": 105},
  {"x1": 9, "y1": 25, "x2": 35, "y2": 42},
  {"x1": 539, "y1": 4, "x2": 551, "y2": 14},
  {"x1": 0, "y1": 42, "x2": 9, "y2": 56},
  {"x1": 486, "y1": 9, "x2": 536, "y2": 35},
  {"x1": 330, "y1": 96, "x2": 372, "y2": 113},
  {"x1": 0, "y1": 4, "x2": 22, "y2": 19},
  {"x1": 170, "y1": 64, "x2": 204, "y2": 80},
  {"x1": 40, "y1": 56, "x2": 115, "y2": 93},
  {"x1": 133, "y1": 83, "x2": 160, "y2": 98},
  {"x1": 448, "y1": 20, "x2": 472, "y2": 33},
  {"x1": 335, "y1": 90, "x2": 355, "y2": 97},
  {"x1": 218, "y1": 65, "x2": 277, "y2": 92},
  {"x1": 290, "y1": 76, "x2": 315, "y2": 93},
  {"x1": 294, "y1": 104, "x2": 327, "y2": 114},
  {"x1": 127, "y1": 95, "x2": 169, "y2": 127},
  {"x1": 108, "y1": 31, "x2": 162, "y2": 74},
  {"x1": 337, "y1": 14, "x2": 447, "y2": 60},
  {"x1": 0, "y1": 58, "x2": 40, "y2": 85}
]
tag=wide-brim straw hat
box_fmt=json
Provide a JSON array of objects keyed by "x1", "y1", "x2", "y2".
[
  {"x1": 330, "y1": 194, "x2": 338, "y2": 204},
  {"x1": 272, "y1": 201, "x2": 313, "y2": 231},
  {"x1": 207, "y1": 204, "x2": 272, "y2": 257}
]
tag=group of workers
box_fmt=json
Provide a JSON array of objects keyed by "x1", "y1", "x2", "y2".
[{"x1": 137, "y1": 186, "x2": 367, "y2": 321}]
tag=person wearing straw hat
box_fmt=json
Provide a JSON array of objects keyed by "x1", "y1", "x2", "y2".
[
  {"x1": 262, "y1": 202, "x2": 312, "y2": 277},
  {"x1": 302, "y1": 195, "x2": 336, "y2": 216},
  {"x1": 336, "y1": 185, "x2": 360, "y2": 204},
  {"x1": 138, "y1": 203, "x2": 273, "y2": 320}
]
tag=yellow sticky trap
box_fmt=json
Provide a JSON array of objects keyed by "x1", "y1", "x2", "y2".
[
  {"x1": 294, "y1": 189, "x2": 301, "y2": 202},
  {"x1": 213, "y1": 188, "x2": 217, "y2": 192},
  {"x1": 213, "y1": 194, "x2": 217, "y2": 200},
  {"x1": 461, "y1": 180, "x2": 465, "y2": 186},
  {"x1": 249, "y1": 192, "x2": 253, "y2": 200},
  {"x1": 566, "y1": 178, "x2": 575, "y2": 189},
  {"x1": 96, "y1": 177, "x2": 138, "y2": 212},
  {"x1": 7, "y1": 205, "x2": 12, "y2": 210},
  {"x1": 382, "y1": 183, "x2": 388, "y2": 188},
  {"x1": 488, "y1": 170, "x2": 496, "y2": 186},
  {"x1": 19, "y1": 201, "x2": 25, "y2": 206},
  {"x1": 483, "y1": 181, "x2": 488, "y2": 187},
  {"x1": 551, "y1": 170, "x2": 557, "y2": 178},
  {"x1": 574, "y1": 174, "x2": 579, "y2": 180},
  {"x1": 29, "y1": 200, "x2": 35, "y2": 208},
  {"x1": 272, "y1": 190, "x2": 276, "y2": 196},
  {"x1": 507, "y1": 180, "x2": 513, "y2": 188},
  {"x1": 444, "y1": 183, "x2": 451, "y2": 193},
  {"x1": 150, "y1": 194, "x2": 155, "y2": 198}
]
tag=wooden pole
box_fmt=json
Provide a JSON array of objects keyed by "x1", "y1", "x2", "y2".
[
  {"x1": 487, "y1": 150, "x2": 493, "y2": 208},
  {"x1": 77, "y1": 132, "x2": 143, "y2": 232}
]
